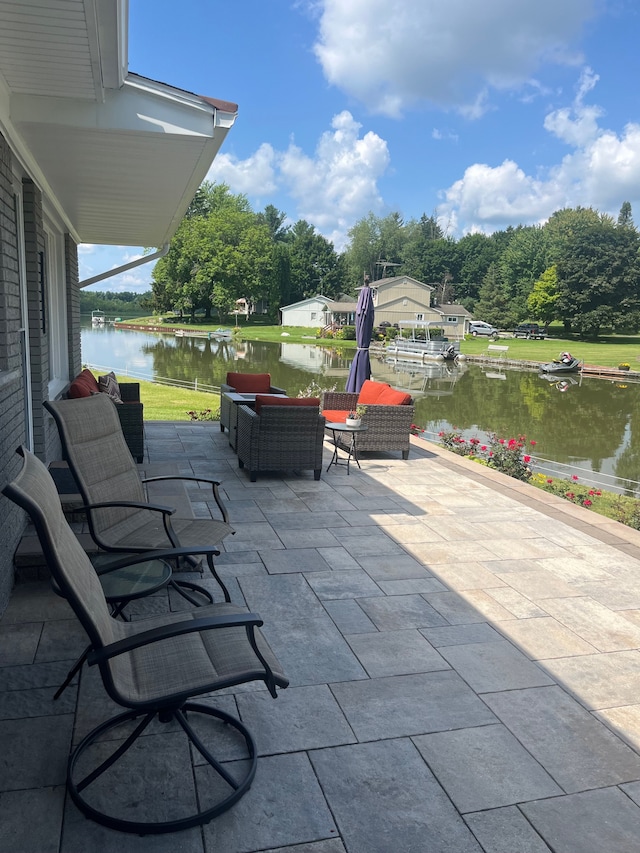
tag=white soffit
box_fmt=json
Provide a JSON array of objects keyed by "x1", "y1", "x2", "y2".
[{"x1": 0, "y1": 0, "x2": 237, "y2": 246}]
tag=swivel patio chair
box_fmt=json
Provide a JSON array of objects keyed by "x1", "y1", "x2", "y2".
[
  {"x1": 3, "y1": 447, "x2": 288, "y2": 834},
  {"x1": 44, "y1": 394, "x2": 234, "y2": 598}
]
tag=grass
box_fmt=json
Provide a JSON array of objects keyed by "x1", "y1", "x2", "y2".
[{"x1": 117, "y1": 375, "x2": 220, "y2": 422}]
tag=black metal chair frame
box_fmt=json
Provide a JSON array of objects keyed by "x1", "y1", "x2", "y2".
[{"x1": 3, "y1": 447, "x2": 288, "y2": 835}]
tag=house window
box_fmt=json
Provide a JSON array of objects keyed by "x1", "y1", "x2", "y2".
[
  {"x1": 447, "y1": 317, "x2": 457, "y2": 323},
  {"x1": 416, "y1": 313, "x2": 424, "y2": 321},
  {"x1": 311, "y1": 312, "x2": 317, "y2": 321}
]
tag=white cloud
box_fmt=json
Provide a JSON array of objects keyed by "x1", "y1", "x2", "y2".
[
  {"x1": 279, "y1": 111, "x2": 390, "y2": 247},
  {"x1": 312, "y1": 0, "x2": 597, "y2": 117},
  {"x1": 206, "y1": 143, "x2": 277, "y2": 195},
  {"x1": 205, "y1": 111, "x2": 390, "y2": 250},
  {"x1": 439, "y1": 69, "x2": 640, "y2": 233}
]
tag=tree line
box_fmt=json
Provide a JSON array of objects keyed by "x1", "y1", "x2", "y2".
[{"x1": 148, "y1": 183, "x2": 640, "y2": 338}]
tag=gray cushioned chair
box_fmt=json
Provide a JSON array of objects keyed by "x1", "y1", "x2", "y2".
[
  {"x1": 44, "y1": 394, "x2": 234, "y2": 591},
  {"x1": 3, "y1": 447, "x2": 288, "y2": 834}
]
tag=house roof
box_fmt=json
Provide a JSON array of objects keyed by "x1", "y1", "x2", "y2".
[
  {"x1": 281, "y1": 295, "x2": 335, "y2": 311},
  {"x1": 437, "y1": 303, "x2": 472, "y2": 317},
  {"x1": 372, "y1": 275, "x2": 435, "y2": 291},
  {"x1": 0, "y1": 0, "x2": 237, "y2": 247}
]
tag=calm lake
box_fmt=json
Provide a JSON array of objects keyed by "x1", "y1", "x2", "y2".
[{"x1": 81, "y1": 322, "x2": 640, "y2": 495}]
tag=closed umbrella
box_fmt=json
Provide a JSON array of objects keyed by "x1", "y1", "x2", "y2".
[{"x1": 345, "y1": 279, "x2": 375, "y2": 393}]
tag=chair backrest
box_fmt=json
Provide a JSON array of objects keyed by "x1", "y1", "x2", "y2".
[
  {"x1": 44, "y1": 395, "x2": 146, "y2": 541},
  {"x1": 226, "y1": 372, "x2": 271, "y2": 393},
  {"x1": 2, "y1": 447, "x2": 117, "y2": 652}
]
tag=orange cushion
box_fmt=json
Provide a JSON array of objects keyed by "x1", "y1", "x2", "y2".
[
  {"x1": 357, "y1": 380, "x2": 390, "y2": 404},
  {"x1": 376, "y1": 386, "x2": 412, "y2": 406},
  {"x1": 255, "y1": 396, "x2": 319, "y2": 415},
  {"x1": 68, "y1": 368, "x2": 99, "y2": 399},
  {"x1": 322, "y1": 410, "x2": 348, "y2": 423},
  {"x1": 226, "y1": 372, "x2": 271, "y2": 393}
]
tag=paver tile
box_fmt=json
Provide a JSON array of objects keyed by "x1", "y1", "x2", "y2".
[
  {"x1": 310, "y1": 739, "x2": 481, "y2": 853},
  {"x1": 485, "y1": 686, "x2": 640, "y2": 792},
  {"x1": 521, "y1": 787, "x2": 640, "y2": 853},
  {"x1": 413, "y1": 724, "x2": 561, "y2": 812}
]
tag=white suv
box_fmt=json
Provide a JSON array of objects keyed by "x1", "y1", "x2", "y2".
[{"x1": 468, "y1": 321, "x2": 499, "y2": 338}]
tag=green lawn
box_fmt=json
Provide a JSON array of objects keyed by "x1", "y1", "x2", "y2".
[{"x1": 118, "y1": 375, "x2": 220, "y2": 422}]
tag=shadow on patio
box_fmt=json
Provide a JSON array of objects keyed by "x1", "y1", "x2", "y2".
[{"x1": 3, "y1": 421, "x2": 640, "y2": 852}]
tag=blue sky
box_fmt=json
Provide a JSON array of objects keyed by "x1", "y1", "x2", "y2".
[{"x1": 81, "y1": 0, "x2": 640, "y2": 292}]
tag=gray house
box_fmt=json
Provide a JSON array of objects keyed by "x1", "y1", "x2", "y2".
[{"x1": 0, "y1": 1, "x2": 237, "y2": 615}]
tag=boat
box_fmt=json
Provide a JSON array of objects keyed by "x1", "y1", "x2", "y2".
[
  {"x1": 385, "y1": 320, "x2": 462, "y2": 362},
  {"x1": 539, "y1": 352, "x2": 583, "y2": 374},
  {"x1": 91, "y1": 310, "x2": 106, "y2": 326},
  {"x1": 212, "y1": 328, "x2": 233, "y2": 339}
]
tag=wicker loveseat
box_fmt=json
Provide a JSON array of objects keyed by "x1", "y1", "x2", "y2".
[
  {"x1": 236, "y1": 396, "x2": 325, "y2": 481},
  {"x1": 220, "y1": 372, "x2": 286, "y2": 450},
  {"x1": 322, "y1": 379, "x2": 414, "y2": 459},
  {"x1": 64, "y1": 368, "x2": 144, "y2": 462}
]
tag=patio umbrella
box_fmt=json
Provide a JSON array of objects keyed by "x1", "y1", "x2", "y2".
[{"x1": 345, "y1": 278, "x2": 375, "y2": 393}]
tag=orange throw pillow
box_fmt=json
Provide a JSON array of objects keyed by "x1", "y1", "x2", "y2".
[
  {"x1": 376, "y1": 386, "x2": 412, "y2": 406},
  {"x1": 226, "y1": 372, "x2": 272, "y2": 393},
  {"x1": 255, "y1": 396, "x2": 319, "y2": 414},
  {"x1": 357, "y1": 380, "x2": 389, "y2": 404}
]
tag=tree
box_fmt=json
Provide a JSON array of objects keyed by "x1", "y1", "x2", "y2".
[
  {"x1": 257, "y1": 205, "x2": 290, "y2": 242},
  {"x1": 288, "y1": 220, "x2": 344, "y2": 303},
  {"x1": 152, "y1": 202, "x2": 273, "y2": 321},
  {"x1": 617, "y1": 201, "x2": 635, "y2": 230},
  {"x1": 473, "y1": 263, "x2": 513, "y2": 327},
  {"x1": 555, "y1": 218, "x2": 640, "y2": 336},
  {"x1": 498, "y1": 225, "x2": 548, "y2": 320},
  {"x1": 527, "y1": 265, "x2": 560, "y2": 327}
]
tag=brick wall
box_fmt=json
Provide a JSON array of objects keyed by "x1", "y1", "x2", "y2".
[{"x1": 0, "y1": 132, "x2": 28, "y2": 612}]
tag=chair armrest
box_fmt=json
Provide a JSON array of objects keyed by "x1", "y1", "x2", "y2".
[
  {"x1": 220, "y1": 383, "x2": 235, "y2": 393},
  {"x1": 92, "y1": 544, "x2": 222, "y2": 576},
  {"x1": 142, "y1": 476, "x2": 229, "y2": 524},
  {"x1": 119, "y1": 382, "x2": 140, "y2": 403},
  {"x1": 74, "y1": 499, "x2": 175, "y2": 516},
  {"x1": 88, "y1": 612, "x2": 264, "y2": 664},
  {"x1": 269, "y1": 385, "x2": 287, "y2": 395}
]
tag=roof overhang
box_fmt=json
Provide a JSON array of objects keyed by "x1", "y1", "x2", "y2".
[{"x1": 0, "y1": 1, "x2": 237, "y2": 247}]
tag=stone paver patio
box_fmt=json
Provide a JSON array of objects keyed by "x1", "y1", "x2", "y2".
[{"x1": 3, "y1": 421, "x2": 640, "y2": 852}]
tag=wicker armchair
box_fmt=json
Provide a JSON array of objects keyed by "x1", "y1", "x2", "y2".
[
  {"x1": 236, "y1": 402, "x2": 325, "y2": 481},
  {"x1": 116, "y1": 382, "x2": 144, "y2": 462},
  {"x1": 321, "y1": 390, "x2": 414, "y2": 459},
  {"x1": 220, "y1": 372, "x2": 286, "y2": 450}
]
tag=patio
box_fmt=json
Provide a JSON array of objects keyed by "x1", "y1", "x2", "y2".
[{"x1": 3, "y1": 421, "x2": 640, "y2": 852}]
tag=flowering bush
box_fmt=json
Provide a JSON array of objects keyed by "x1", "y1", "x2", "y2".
[
  {"x1": 439, "y1": 430, "x2": 534, "y2": 481},
  {"x1": 410, "y1": 423, "x2": 423, "y2": 436},
  {"x1": 530, "y1": 472, "x2": 602, "y2": 508}
]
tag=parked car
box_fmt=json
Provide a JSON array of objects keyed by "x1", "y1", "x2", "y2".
[
  {"x1": 468, "y1": 321, "x2": 499, "y2": 338},
  {"x1": 513, "y1": 323, "x2": 546, "y2": 339}
]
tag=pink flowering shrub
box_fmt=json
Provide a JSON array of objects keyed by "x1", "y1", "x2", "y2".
[{"x1": 439, "y1": 430, "x2": 534, "y2": 482}]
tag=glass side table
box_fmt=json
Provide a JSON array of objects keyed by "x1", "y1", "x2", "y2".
[{"x1": 325, "y1": 422, "x2": 369, "y2": 475}]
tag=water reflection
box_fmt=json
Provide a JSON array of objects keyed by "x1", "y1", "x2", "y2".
[{"x1": 81, "y1": 324, "x2": 640, "y2": 494}]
